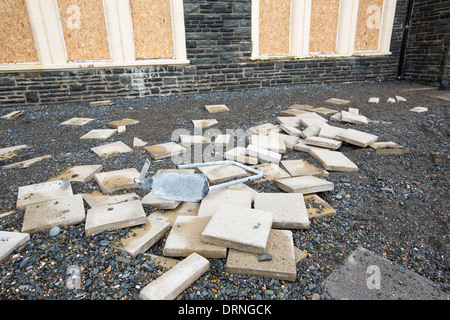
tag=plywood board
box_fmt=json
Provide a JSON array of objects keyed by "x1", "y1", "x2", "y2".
[
  {"x1": 130, "y1": 0, "x2": 174, "y2": 59},
  {"x1": 309, "y1": 0, "x2": 340, "y2": 53},
  {"x1": 57, "y1": 0, "x2": 110, "y2": 61},
  {"x1": 0, "y1": 0, "x2": 38, "y2": 63},
  {"x1": 259, "y1": 0, "x2": 291, "y2": 55},
  {"x1": 354, "y1": 0, "x2": 384, "y2": 51}
]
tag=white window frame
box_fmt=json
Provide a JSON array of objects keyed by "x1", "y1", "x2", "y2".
[
  {"x1": 251, "y1": 0, "x2": 397, "y2": 61},
  {"x1": 0, "y1": 0, "x2": 188, "y2": 72}
]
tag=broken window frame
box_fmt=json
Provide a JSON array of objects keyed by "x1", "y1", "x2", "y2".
[
  {"x1": 251, "y1": 0, "x2": 397, "y2": 60},
  {"x1": 0, "y1": 0, "x2": 188, "y2": 72}
]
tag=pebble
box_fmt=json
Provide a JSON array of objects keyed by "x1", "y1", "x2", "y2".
[
  {"x1": 49, "y1": 227, "x2": 60, "y2": 237},
  {"x1": 258, "y1": 253, "x2": 272, "y2": 261}
]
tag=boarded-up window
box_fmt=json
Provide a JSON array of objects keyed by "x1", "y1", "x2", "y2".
[
  {"x1": 0, "y1": 0, "x2": 39, "y2": 63},
  {"x1": 309, "y1": 0, "x2": 340, "y2": 53},
  {"x1": 259, "y1": 0, "x2": 291, "y2": 55},
  {"x1": 130, "y1": 0, "x2": 174, "y2": 59},
  {"x1": 355, "y1": 0, "x2": 384, "y2": 51},
  {"x1": 57, "y1": 0, "x2": 111, "y2": 61}
]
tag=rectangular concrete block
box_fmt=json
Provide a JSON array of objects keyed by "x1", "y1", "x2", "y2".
[
  {"x1": 139, "y1": 252, "x2": 209, "y2": 300},
  {"x1": 281, "y1": 159, "x2": 329, "y2": 177},
  {"x1": 17, "y1": 180, "x2": 73, "y2": 212},
  {"x1": 305, "y1": 136, "x2": 342, "y2": 150},
  {"x1": 246, "y1": 144, "x2": 282, "y2": 165},
  {"x1": 80, "y1": 129, "x2": 117, "y2": 140},
  {"x1": 198, "y1": 189, "x2": 252, "y2": 217},
  {"x1": 310, "y1": 149, "x2": 359, "y2": 172},
  {"x1": 49, "y1": 165, "x2": 103, "y2": 183},
  {"x1": 224, "y1": 147, "x2": 259, "y2": 165},
  {"x1": 251, "y1": 135, "x2": 286, "y2": 154},
  {"x1": 336, "y1": 128, "x2": 378, "y2": 148},
  {"x1": 198, "y1": 164, "x2": 248, "y2": 184},
  {"x1": 94, "y1": 168, "x2": 140, "y2": 194},
  {"x1": 275, "y1": 176, "x2": 334, "y2": 194},
  {"x1": 145, "y1": 142, "x2": 186, "y2": 160}
]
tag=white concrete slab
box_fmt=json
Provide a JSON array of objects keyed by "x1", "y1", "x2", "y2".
[
  {"x1": 85, "y1": 200, "x2": 147, "y2": 236},
  {"x1": 319, "y1": 123, "x2": 347, "y2": 140},
  {"x1": 0, "y1": 231, "x2": 30, "y2": 263},
  {"x1": 305, "y1": 136, "x2": 342, "y2": 150},
  {"x1": 133, "y1": 137, "x2": 148, "y2": 147},
  {"x1": 246, "y1": 144, "x2": 282, "y2": 165},
  {"x1": 336, "y1": 129, "x2": 378, "y2": 148},
  {"x1": 106, "y1": 118, "x2": 139, "y2": 129},
  {"x1": 80, "y1": 129, "x2": 117, "y2": 140},
  {"x1": 201, "y1": 203, "x2": 274, "y2": 254},
  {"x1": 141, "y1": 191, "x2": 181, "y2": 210},
  {"x1": 251, "y1": 162, "x2": 290, "y2": 182},
  {"x1": 254, "y1": 193, "x2": 310, "y2": 229},
  {"x1": 192, "y1": 119, "x2": 218, "y2": 129},
  {"x1": 49, "y1": 165, "x2": 102, "y2": 183},
  {"x1": 163, "y1": 215, "x2": 227, "y2": 258},
  {"x1": 248, "y1": 123, "x2": 280, "y2": 135},
  {"x1": 145, "y1": 142, "x2": 186, "y2": 160},
  {"x1": 180, "y1": 135, "x2": 211, "y2": 146},
  {"x1": 281, "y1": 159, "x2": 329, "y2": 177},
  {"x1": 224, "y1": 147, "x2": 259, "y2": 165},
  {"x1": 17, "y1": 180, "x2": 73, "y2": 212},
  {"x1": 301, "y1": 123, "x2": 321, "y2": 139},
  {"x1": 205, "y1": 104, "x2": 229, "y2": 113},
  {"x1": 197, "y1": 189, "x2": 253, "y2": 217},
  {"x1": 309, "y1": 148, "x2": 359, "y2": 172},
  {"x1": 340, "y1": 111, "x2": 368, "y2": 125},
  {"x1": 251, "y1": 135, "x2": 286, "y2": 154},
  {"x1": 198, "y1": 164, "x2": 247, "y2": 184},
  {"x1": 369, "y1": 141, "x2": 410, "y2": 154},
  {"x1": 91, "y1": 141, "x2": 133, "y2": 158},
  {"x1": 275, "y1": 176, "x2": 334, "y2": 194},
  {"x1": 21, "y1": 194, "x2": 86, "y2": 234},
  {"x1": 60, "y1": 117, "x2": 94, "y2": 126},
  {"x1": 82, "y1": 192, "x2": 140, "y2": 208},
  {"x1": 94, "y1": 168, "x2": 140, "y2": 194},
  {"x1": 149, "y1": 202, "x2": 200, "y2": 226},
  {"x1": 139, "y1": 253, "x2": 209, "y2": 300}
]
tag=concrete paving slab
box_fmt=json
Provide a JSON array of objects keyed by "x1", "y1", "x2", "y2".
[
  {"x1": 319, "y1": 123, "x2": 347, "y2": 140},
  {"x1": 205, "y1": 104, "x2": 229, "y2": 113},
  {"x1": 21, "y1": 194, "x2": 86, "y2": 234},
  {"x1": 294, "y1": 247, "x2": 308, "y2": 263},
  {"x1": 280, "y1": 109, "x2": 307, "y2": 116},
  {"x1": 145, "y1": 142, "x2": 186, "y2": 160},
  {"x1": 396, "y1": 95, "x2": 407, "y2": 102},
  {"x1": 149, "y1": 202, "x2": 200, "y2": 226},
  {"x1": 336, "y1": 128, "x2": 378, "y2": 148},
  {"x1": 2, "y1": 155, "x2": 52, "y2": 169},
  {"x1": 90, "y1": 100, "x2": 111, "y2": 107},
  {"x1": 60, "y1": 117, "x2": 94, "y2": 126},
  {"x1": 139, "y1": 252, "x2": 209, "y2": 300},
  {"x1": 85, "y1": 200, "x2": 147, "y2": 236},
  {"x1": 80, "y1": 129, "x2": 117, "y2": 140},
  {"x1": 141, "y1": 191, "x2": 181, "y2": 210},
  {"x1": 368, "y1": 97, "x2": 380, "y2": 104},
  {"x1": 304, "y1": 194, "x2": 336, "y2": 219},
  {"x1": 293, "y1": 139, "x2": 329, "y2": 153},
  {"x1": 340, "y1": 111, "x2": 368, "y2": 125},
  {"x1": 106, "y1": 118, "x2": 139, "y2": 129},
  {"x1": 281, "y1": 159, "x2": 329, "y2": 178},
  {"x1": 246, "y1": 144, "x2": 282, "y2": 164},
  {"x1": 310, "y1": 107, "x2": 338, "y2": 115},
  {"x1": 82, "y1": 191, "x2": 140, "y2": 208},
  {"x1": 348, "y1": 108, "x2": 359, "y2": 114},
  {"x1": 269, "y1": 132, "x2": 299, "y2": 151},
  {"x1": 251, "y1": 135, "x2": 286, "y2": 154},
  {"x1": 248, "y1": 123, "x2": 280, "y2": 135},
  {"x1": 277, "y1": 116, "x2": 300, "y2": 127},
  {"x1": 325, "y1": 98, "x2": 350, "y2": 105},
  {"x1": 49, "y1": 165, "x2": 103, "y2": 183},
  {"x1": 201, "y1": 203, "x2": 274, "y2": 254},
  {"x1": 198, "y1": 164, "x2": 247, "y2": 184},
  {"x1": 192, "y1": 119, "x2": 218, "y2": 129},
  {"x1": 301, "y1": 123, "x2": 321, "y2": 139},
  {"x1": 2, "y1": 110, "x2": 23, "y2": 120},
  {"x1": 369, "y1": 141, "x2": 410, "y2": 155},
  {"x1": 94, "y1": 168, "x2": 140, "y2": 194},
  {"x1": 197, "y1": 189, "x2": 252, "y2": 217},
  {"x1": 251, "y1": 162, "x2": 290, "y2": 182},
  {"x1": 143, "y1": 254, "x2": 180, "y2": 269},
  {"x1": 17, "y1": 180, "x2": 73, "y2": 212},
  {"x1": 0, "y1": 231, "x2": 30, "y2": 263},
  {"x1": 213, "y1": 134, "x2": 231, "y2": 147},
  {"x1": 180, "y1": 135, "x2": 211, "y2": 146},
  {"x1": 119, "y1": 217, "x2": 171, "y2": 257},
  {"x1": 133, "y1": 137, "x2": 148, "y2": 147},
  {"x1": 310, "y1": 149, "x2": 359, "y2": 172},
  {"x1": 280, "y1": 124, "x2": 302, "y2": 137},
  {"x1": 410, "y1": 107, "x2": 428, "y2": 113},
  {"x1": 91, "y1": 141, "x2": 133, "y2": 158},
  {"x1": 226, "y1": 229, "x2": 296, "y2": 281},
  {"x1": 224, "y1": 147, "x2": 259, "y2": 165},
  {"x1": 323, "y1": 246, "x2": 449, "y2": 300},
  {"x1": 290, "y1": 104, "x2": 314, "y2": 110},
  {"x1": 163, "y1": 216, "x2": 227, "y2": 258},
  {"x1": 254, "y1": 193, "x2": 310, "y2": 229},
  {"x1": 305, "y1": 136, "x2": 342, "y2": 150},
  {"x1": 275, "y1": 176, "x2": 334, "y2": 194},
  {"x1": 0, "y1": 145, "x2": 28, "y2": 161},
  {"x1": 222, "y1": 183, "x2": 258, "y2": 203}
]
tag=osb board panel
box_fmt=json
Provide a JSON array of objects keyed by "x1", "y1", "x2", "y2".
[
  {"x1": 57, "y1": 0, "x2": 110, "y2": 61},
  {"x1": 354, "y1": 0, "x2": 384, "y2": 51},
  {"x1": 309, "y1": 0, "x2": 340, "y2": 53},
  {"x1": 259, "y1": 0, "x2": 291, "y2": 55},
  {"x1": 130, "y1": 0, "x2": 174, "y2": 59},
  {"x1": 0, "y1": 0, "x2": 38, "y2": 63}
]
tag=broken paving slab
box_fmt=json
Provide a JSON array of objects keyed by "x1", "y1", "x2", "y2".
[
  {"x1": 60, "y1": 117, "x2": 94, "y2": 126},
  {"x1": 305, "y1": 136, "x2": 342, "y2": 150},
  {"x1": 139, "y1": 252, "x2": 209, "y2": 300},
  {"x1": 336, "y1": 128, "x2": 378, "y2": 148},
  {"x1": 275, "y1": 176, "x2": 334, "y2": 194},
  {"x1": 246, "y1": 144, "x2": 282, "y2": 165},
  {"x1": 2, "y1": 155, "x2": 52, "y2": 169},
  {"x1": 224, "y1": 147, "x2": 259, "y2": 165},
  {"x1": 205, "y1": 104, "x2": 229, "y2": 113},
  {"x1": 251, "y1": 135, "x2": 286, "y2": 154},
  {"x1": 301, "y1": 123, "x2": 322, "y2": 139},
  {"x1": 106, "y1": 118, "x2": 139, "y2": 129},
  {"x1": 201, "y1": 203, "x2": 274, "y2": 254},
  {"x1": 192, "y1": 119, "x2": 218, "y2": 129},
  {"x1": 281, "y1": 159, "x2": 329, "y2": 178},
  {"x1": 197, "y1": 189, "x2": 253, "y2": 217},
  {"x1": 226, "y1": 229, "x2": 297, "y2": 281},
  {"x1": 82, "y1": 191, "x2": 140, "y2": 208},
  {"x1": 145, "y1": 142, "x2": 186, "y2": 160},
  {"x1": 0, "y1": 145, "x2": 28, "y2": 161},
  {"x1": 180, "y1": 135, "x2": 211, "y2": 146},
  {"x1": 304, "y1": 194, "x2": 336, "y2": 219},
  {"x1": 369, "y1": 141, "x2": 410, "y2": 155},
  {"x1": 21, "y1": 194, "x2": 86, "y2": 234},
  {"x1": 49, "y1": 165, "x2": 103, "y2": 183},
  {"x1": 94, "y1": 168, "x2": 140, "y2": 194},
  {"x1": 310, "y1": 149, "x2": 359, "y2": 172},
  {"x1": 17, "y1": 180, "x2": 73, "y2": 212},
  {"x1": 133, "y1": 137, "x2": 148, "y2": 147},
  {"x1": 163, "y1": 216, "x2": 227, "y2": 259},
  {"x1": 149, "y1": 202, "x2": 200, "y2": 226},
  {"x1": 254, "y1": 193, "x2": 310, "y2": 229},
  {"x1": 141, "y1": 191, "x2": 181, "y2": 210},
  {"x1": 91, "y1": 141, "x2": 133, "y2": 158},
  {"x1": 323, "y1": 246, "x2": 449, "y2": 300},
  {"x1": 197, "y1": 163, "x2": 247, "y2": 184},
  {"x1": 143, "y1": 254, "x2": 180, "y2": 269},
  {"x1": 251, "y1": 162, "x2": 290, "y2": 182},
  {"x1": 0, "y1": 231, "x2": 30, "y2": 263},
  {"x1": 325, "y1": 98, "x2": 350, "y2": 105},
  {"x1": 1, "y1": 110, "x2": 23, "y2": 120},
  {"x1": 248, "y1": 123, "x2": 280, "y2": 135},
  {"x1": 410, "y1": 107, "x2": 428, "y2": 113},
  {"x1": 340, "y1": 111, "x2": 368, "y2": 125},
  {"x1": 119, "y1": 217, "x2": 171, "y2": 257},
  {"x1": 85, "y1": 200, "x2": 147, "y2": 236},
  {"x1": 80, "y1": 129, "x2": 117, "y2": 140}
]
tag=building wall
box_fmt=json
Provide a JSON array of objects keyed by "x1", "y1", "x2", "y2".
[{"x1": 0, "y1": 0, "x2": 416, "y2": 107}]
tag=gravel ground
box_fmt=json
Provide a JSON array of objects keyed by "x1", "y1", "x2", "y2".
[{"x1": 0, "y1": 80, "x2": 448, "y2": 301}]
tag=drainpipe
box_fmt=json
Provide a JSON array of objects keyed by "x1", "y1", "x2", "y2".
[{"x1": 397, "y1": 0, "x2": 414, "y2": 80}]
